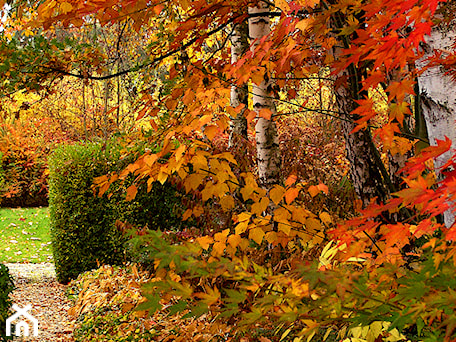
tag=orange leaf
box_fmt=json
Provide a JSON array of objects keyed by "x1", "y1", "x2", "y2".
[
  {"x1": 227, "y1": 234, "x2": 242, "y2": 248},
  {"x1": 212, "y1": 242, "x2": 226, "y2": 256},
  {"x1": 196, "y1": 235, "x2": 214, "y2": 250},
  {"x1": 204, "y1": 125, "x2": 219, "y2": 141},
  {"x1": 319, "y1": 211, "x2": 332, "y2": 225},
  {"x1": 125, "y1": 185, "x2": 137, "y2": 201},
  {"x1": 285, "y1": 188, "x2": 300, "y2": 204},
  {"x1": 258, "y1": 108, "x2": 273, "y2": 120},
  {"x1": 285, "y1": 174, "x2": 298, "y2": 187},
  {"x1": 214, "y1": 229, "x2": 230, "y2": 243},
  {"x1": 183, "y1": 209, "x2": 192, "y2": 220},
  {"x1": 193, "y1": 206, "x2": 204, "y2": 217},
  {"x1": 317, "y1": 183, "x2": 328, "y2": 194}
]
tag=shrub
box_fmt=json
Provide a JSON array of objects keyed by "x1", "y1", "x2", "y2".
[
  {"x1": 0, "y1": 118, "x2": 74, "y2": 207},
  {"x1": 0, "y1": 264, "x2": 14, "y2": 341},
  {"x1": 49, "y1": 140, "x2": 186, "y2": 283}
]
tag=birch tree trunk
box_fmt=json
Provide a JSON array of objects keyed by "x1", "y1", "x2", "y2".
[
  {"x1": 228, "y1": 21, "x2": 249, "y2": 148},
  {"x1": 248, "y1": 3, "x2": 281, "y2": 188},
  {"x1": 417, "y1": 23, "x2": 456, "y2": 227}
]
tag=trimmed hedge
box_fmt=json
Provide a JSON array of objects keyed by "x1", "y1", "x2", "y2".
[
  {"x1": 0, "y1": 264, "x2": 14, "y2": 341},
  {"x1": 49, "y1": 141, "x2": 185, "y2": 283}
]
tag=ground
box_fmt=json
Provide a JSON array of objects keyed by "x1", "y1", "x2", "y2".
[{"x1": 5, "y1": 263, "x2": 74, "y2": 342}]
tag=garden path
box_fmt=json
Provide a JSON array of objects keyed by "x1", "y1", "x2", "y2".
[{"x1": 5, "y1": 263, "x2": 75, "y2": 342}]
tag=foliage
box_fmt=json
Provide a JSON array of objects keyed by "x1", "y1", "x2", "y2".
[
  {"x1": 3, "y1": 0, "x2": 456, "y2": 340},
  {"x1": 49, "y1": 140, "x2": 188, "y2": 283},
  {"x1": 49, "y1": 141, "x2": 126, "y2": 283},
  {"x1": 0, "y1": 264, "x2": 14, "y2": 341},
  {"x1": 69, "y1": 264, "x2": 235, "y2": 342},
  {"x1": 0, "y1": 207, "x2": 52, "y2": 263},
  {"x1": 0, "y1": 116, "x2": 72, "y2": 207}
]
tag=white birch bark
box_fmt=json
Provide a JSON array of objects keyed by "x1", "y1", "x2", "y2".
[
  {"x1": 249, "y1": 3, "x2": 281, "y2": 188},
  {"x1": 228, "y1": 21, "x2": 249, "y2": 147},
  {"x1": 417, "y1": 23, "x2": 456, "y2": 227}
]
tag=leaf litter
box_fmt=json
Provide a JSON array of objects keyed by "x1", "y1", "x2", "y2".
[{"x1": 5, "y1": 263, "x2": 75, "y2": 342}]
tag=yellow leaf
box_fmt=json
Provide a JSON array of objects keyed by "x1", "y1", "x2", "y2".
[
  {"x1": 278, "y1": 223, "x2": 291, "y2": 235},
  {"x1": 235, "y1": 221, "x2": 249, "y2": 235},
  {"x1": 291, "y1": 207, "x2": 310, "y2": 224},
  {"x1": 184, "y1": 173, "x2": 205, "y2": 192},
  {"x1": 265, "y1": 231, "x2": 277, "y2": 244},
  {"x1": 251, "y1": 197, "x2": 269, "y2": 215},
  {"x1": 274, "y1": 207, "x2": 291, "y2": 223},
  {"x1": 220, "y1": 195, "x2": 235, "y2": 211},
  {"x1": 60, "y1": 1, "x2": 72, "y2": 14},
  {"x1": 196, "y1": 235, "x2": 213, "y2": 250},
  {"x1": 227, "y1": 234, "x2": 242, "y2": 248},
  {"x1": 197, "y1": 286, "x2": 220, "y2": 305},
  {"x1": 217, "y1": 152, "x2": 237, "y2": 165},
  {"x1": 157, "y1": 171, "x2": 168, "y2": 185},
  {"x1": 270, "y1": 185, "x2": 285, "y2": 205},
  {"x1": 213, "y1": 182, "x2": 229, "y2": 196},
  {"x1": 237, "y1": 212, "x2": 251, "y2": 222},
  {"x1": 125, "y1": 185, "x2": 137, "y2": 201},
  {"x1": 201, "y1": 183, "x2": 214, "y2": 201},
  {"x1": 319, "y1": 212, "x2": 332, "y2": 225},
  {"x1": 240, "y1": 186, "x2": 255, "y2": 201},
  {"x1": 306, "y1": 218, "x2": 321, "y2": 232},
  {"x1": 175, "y1": 144, "x2": 186, "y2": 162},
  {"x1": 249, "y1": 227, "x2": 265, "y2": 245},
  {"x1": 285, "y1": 187, "x2": 300, "y2": 204}
]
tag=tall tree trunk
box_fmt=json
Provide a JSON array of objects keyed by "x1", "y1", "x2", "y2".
[
  {"x1": 228, "y1": 21, "x2": 249, "y2": 148},
  {"x1": 417, "y1": 23, "x2": 456, "y2": 227},
  {"x1": 248, "y1": 3, "x2": 281, "y2": 188},
  {"x1": 335, "y1": 79, "x2": 390, "y2": 207},
  {"x1": 330, "y1": 9, "x2": 392, "y2": 208}
]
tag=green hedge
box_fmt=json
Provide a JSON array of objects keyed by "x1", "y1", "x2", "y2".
[
  {"x1": 49, "y1": 141, "x2": 185, "y2": 283},
  {"x1": 0, "y1": 264, "x2": 14, "y2": 341}
]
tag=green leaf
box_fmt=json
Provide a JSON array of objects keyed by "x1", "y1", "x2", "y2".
[
  {"x1": 182, "y1": 302, "x2": 208, "y2": 319},
  {"x1": 167, "y1": 300, "x2": 187, "y2": 315}
]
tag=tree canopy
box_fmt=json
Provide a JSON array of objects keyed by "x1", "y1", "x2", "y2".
[{"x1": 1, "y1": 0, "x2": 456, "y2": 340}]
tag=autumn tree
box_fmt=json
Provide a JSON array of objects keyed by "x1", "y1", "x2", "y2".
[{"x1": 2, "y1": 0, "x2": 456, "y2": 339}]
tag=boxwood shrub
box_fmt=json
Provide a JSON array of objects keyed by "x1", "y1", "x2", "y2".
[
  {"x1": 0, "y1": 264, "x2": 14, "y2": 341},
  {"x1": 49, "y1": 140, "x2": 185, "y2": 283}
]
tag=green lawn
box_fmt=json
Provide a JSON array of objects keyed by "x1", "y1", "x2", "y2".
[{"x1": 0, "y1": 207, "x2": 52, "y2": 263}]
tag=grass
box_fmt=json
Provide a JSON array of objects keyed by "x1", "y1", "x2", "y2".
[{"x1": 0, "y1": 207, "x2": 52, "y2": 263}]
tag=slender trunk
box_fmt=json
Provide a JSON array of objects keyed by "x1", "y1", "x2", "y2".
[
  {"x1": 82, "y1": 79, "x2": 88, "y2": 141},
  {"x1": 249, "y1": 3, "x2": 281, "y2": 188},
  {"x1": 228, "y1": 21, "x2": 249, "y2": 148},
  {"x1": 417, "y1": 23, "x2": 456, "y2": 227}
]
